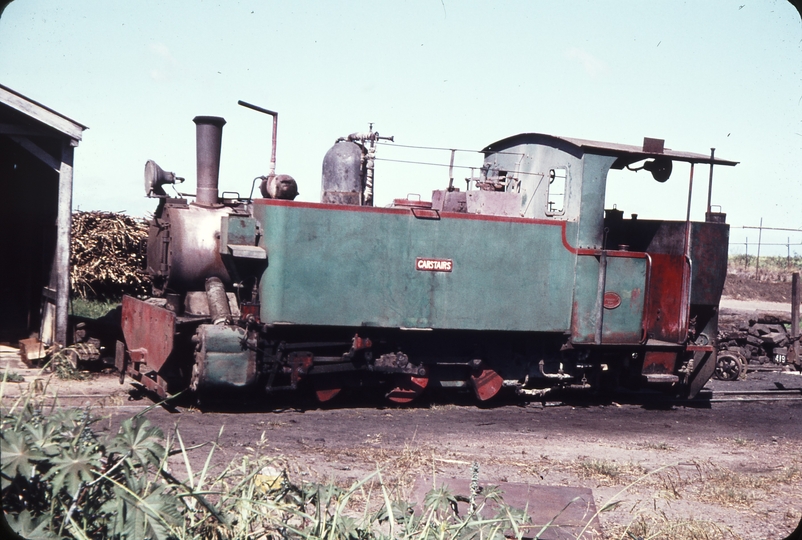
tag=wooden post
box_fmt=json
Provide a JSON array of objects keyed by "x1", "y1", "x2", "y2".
[
  {"x1": 755, "y1": 218, "x2": 763, "y2": 279},
  {"x1": 788, "y1": 237, "x2": 792, "y2": 269},
  {"x1": 55, "y1": 139, "x2": 75, "y2": 347},
  {"x1": 792, "y1": 272, "x2": 800, "y2": 366},
  {"x1": 745, "y1": 237, "x2": 748, "y2": 269}
]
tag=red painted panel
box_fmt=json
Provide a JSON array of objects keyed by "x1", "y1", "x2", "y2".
[
  {"x1": 642, "y1": 351, "x2": 678, "y2": 374},
  {"x1": 645, "y1": 253, "x2": 686, "y2": 343},
  {"x1": 121, "y1": 295, "x2": 176, "y2": 372}
]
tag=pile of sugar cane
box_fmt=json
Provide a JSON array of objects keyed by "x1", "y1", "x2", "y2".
[{"x1": 70, "y1": 211, "x2": 151, "y2": 299}]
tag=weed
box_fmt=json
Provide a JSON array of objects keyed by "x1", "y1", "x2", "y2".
[
  {"x1": 641, "y1": 441, "x2": 675, "y2": 452},
  {"x1": 610, "y1": 511, "x2": 737, "y2": 540},
  {"x1": 1, "y1": 390, "x2": 542, "y2": 540},
  {"x1": 773, "y1": 465, "x2": 802, "y2": 485},
  {"x1": 654, "y1": 466, "x2": 691, "y2": 501},
  {"x1": 48, "y1": 346, "x2": 94, "y2": 381},
  {"x1": 576, "y1": 459, "x2": 646, "y2": 485},
  {"x1": 693, "y1": 463, "x2": 769, "y2": 508},
  {"x1": 1, "y1": 371, "x2": 24, "y2": 383},
  {"x1": 428, "y1": 403, "x2": 458, "y2": 411},
  {"x1": 580, "y1": 459, "x2": 622, "y2": 479},
  {"x1": 647, "y1": 459, "x2": 801, "y2": 513}
]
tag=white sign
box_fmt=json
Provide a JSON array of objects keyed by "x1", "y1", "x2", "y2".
[{"x1": 415, "y1": 258, "x2": 453, "y2": 272}]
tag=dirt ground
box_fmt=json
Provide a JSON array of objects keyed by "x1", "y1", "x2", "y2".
[
  {"x1": 723, "y1": 270, "x2": 799, "y2": 304},
  {"x1": 3, "y1": 274, "x2": 802, "y2": 539},
  {"x1": 4, "y1": 366, "x2": 801, "y2": 539}
]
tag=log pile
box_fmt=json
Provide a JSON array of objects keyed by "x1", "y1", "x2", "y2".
[
  {"x1": 70, "y1": 211, "x2": 151, "y2": 299},
  {"x1": 719, "y1": 314, "x2": 792, "y2": 365}
]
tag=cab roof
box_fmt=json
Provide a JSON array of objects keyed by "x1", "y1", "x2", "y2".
[{"x1": 483, "y1": 133, "x2": 738, "y2": 169}]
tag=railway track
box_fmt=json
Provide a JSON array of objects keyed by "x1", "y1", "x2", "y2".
[
  {"x1": 4, "y1": 386, "x2": 802, "y2": 410},
  {"x1": 699, "y1": 388, "x2": 802, "y2": 403}
]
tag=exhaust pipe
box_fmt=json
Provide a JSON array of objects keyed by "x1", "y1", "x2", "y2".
[{"x1": 193, "y1": 115, "x2": 226, "y2": 207}]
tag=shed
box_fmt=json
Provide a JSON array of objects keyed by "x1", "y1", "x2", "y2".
[{"x1": 0, "y1": 83, "x2": 87, "y2": 348}]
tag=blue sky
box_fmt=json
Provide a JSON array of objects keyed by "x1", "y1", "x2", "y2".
[{"x1": 1, "y1": 1, "x2": 800, "y2": 254}]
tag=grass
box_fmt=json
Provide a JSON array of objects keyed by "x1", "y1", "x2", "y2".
[
  {"x1": 729, "y1": 254, "x2": 802, "y2": 275},
  {"x1": 70, "y1": 297, "x2": 120, "y2": 319},
  {"x1": 696, "y1": 464, "x2": 799, "y2": 508},
  {"x1": 649, "y1": 460, "x2": 799, "y2": 509},
  {"x1": 311, "y1": 440, "x2": 441, "y2": 497},
  {"x1": 608, "y1": 512, "x2": 737, "y2": 540},
  {"x1": 774, "y1": 465, "x2": 802, "y2": 485},
  {"x1": 564, "y1": 454, "x2": 802, "y2": 535}
]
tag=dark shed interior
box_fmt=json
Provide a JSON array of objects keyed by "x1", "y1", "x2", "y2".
[{"x1": 0, "y1": 84, "x2": 86, "y2": 345}]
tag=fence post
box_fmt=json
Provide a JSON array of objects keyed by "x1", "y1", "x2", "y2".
[
  {"x1": 744, "y1": 238, "x2": 748, "y2": 269},
  {"x1": 755, "y1": 218, "x2": 763, "y2": 279}
]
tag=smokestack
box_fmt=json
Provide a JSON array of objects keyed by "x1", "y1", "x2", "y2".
[{"x1": 193, "y1": 116, "x2": 226, "y2": 206}]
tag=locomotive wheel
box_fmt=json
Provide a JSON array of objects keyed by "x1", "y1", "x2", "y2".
[
  {"x1": 312, "y1": 378, "x2": 342, "y2": 403},
  {"x1": 386, "y1": 375, "x2": 429, "y2": 404},
  {"x1": 314, "y1": 387, "x2": 342, "y2": 403},
  {"x1": 469, "y1": 367, "x2": 504, "y2": 401},
  {"x1": 714, "y1": 352, "x2": 744, "y2": 381}
]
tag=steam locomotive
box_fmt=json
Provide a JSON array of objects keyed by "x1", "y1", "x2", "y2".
[{"x1": 117, "y1": 102, "x2": 737, "y2": 404}]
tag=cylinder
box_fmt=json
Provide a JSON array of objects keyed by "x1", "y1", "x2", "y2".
[
  {"x1": 205, "y1": 277, "x2": 231, "y2": 325},
  {"x1": 193, "y1": 116, "x2": 226, "y2": 207}
]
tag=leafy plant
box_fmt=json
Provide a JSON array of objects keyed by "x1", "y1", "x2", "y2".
[
  {"x1": 1, "y1": 391, "x2": 538, "y2": 540},
  {"x1": 8, "y1": 386, "x2": 631, "y2": 539},
  {"x1": 1, "y1": 392, "x2": 183, "y2": 540}
]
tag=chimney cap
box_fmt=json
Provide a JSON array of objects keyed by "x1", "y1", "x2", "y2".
[{"x1": 193, "y1": 115, "x2": 226, "y2": 127}]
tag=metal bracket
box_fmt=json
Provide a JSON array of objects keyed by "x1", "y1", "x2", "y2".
[{"x1": 411, "y1": 207, "x2": 440, "y2": 220}]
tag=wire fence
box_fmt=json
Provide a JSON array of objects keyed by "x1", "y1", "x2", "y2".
[{"x1": 728, "y1": 218, "x2": 802, "y2": 278}]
